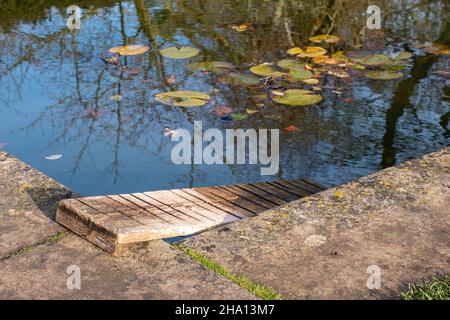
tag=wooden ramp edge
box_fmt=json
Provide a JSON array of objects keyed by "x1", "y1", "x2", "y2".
[{"x1": 56, "y1": 179, "x2": 326, "y2": 255}]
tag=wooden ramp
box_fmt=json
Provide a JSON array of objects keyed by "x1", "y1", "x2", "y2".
[{"x1": 56, "y1": 179, "x2": 325, "y2": 255}]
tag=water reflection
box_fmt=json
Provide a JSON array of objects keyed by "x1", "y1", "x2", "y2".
[{"x1": 0, "y1": 0, "x2": 448, "y2": 195}]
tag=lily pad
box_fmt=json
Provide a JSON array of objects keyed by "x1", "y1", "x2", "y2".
[
  {"x1": 394, "y1": 51, "x2": 413, "y2": 60},
  {"x1": 277, "y1": 59, "x2": 304, "y2": 69},
  {"x1": 277, "y1": 59, "x2": 313, "y2": 81},
  {"x1": 287, "y1": 68, "x2": 313, "y2": 81},
  {"x1": 312, "y1": 55, "x2": 342, "y2": 65},
  {"x1": 160, "y1": 46, "x2": 200, "y2": 59},
  {"x1": 250, "y1": 63, "x2": 287, "y2": 77},
  {"x1": 365, "y1": 70, "x2": 403, "y2": 80},
  {"x1": 272, "y1": 89, "x2": 323, "y2": 106},
  {"x1": 109, "y1": 45, "x2": 150, "y2": 56},
  {"x1": 309, "y1": 34, "x2": 340, "y2": 44},
  {"x1": 231, "y1": 113, "x2": 248, "y2": 121},
  {"x1": 219, "y1": 72, "x2": 260, "y2": 86},
  {"x1": 331, "y1": 51, "x2": 350, "y2": 62},
  {"x1": 186, "y1": 61, "x2": 234, "y2": 73},
  {"x1": 154, "y1": 91, "x2": 210, "y2": 107},
  {"x1": 354, "y1": 54, "x2": 393, "y2": 66},
  {"x1": 288, "y1": 46, "x2": 327, "y2": 58}
]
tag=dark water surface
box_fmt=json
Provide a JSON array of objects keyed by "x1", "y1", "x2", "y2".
[{"x1": 0, "y1": 0, "x2": 448, "y2": 196}]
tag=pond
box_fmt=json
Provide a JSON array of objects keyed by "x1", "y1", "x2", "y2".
[{"x1": 0, "y1": 0, "x2": 448, "y2": 196}]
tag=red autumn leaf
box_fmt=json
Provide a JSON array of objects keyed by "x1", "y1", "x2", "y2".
[
  {"x1": 166, "y1": 75, "x2": 176, "y2": 84},
  {"x1": 343, "y1": 97, "x2": 354, "y2": 103},
  {"x1": 214, "y1": 105, "x2": 233, "y2": 117},
  {"x1": 284, "y1": 125, "x2": 300, "y2": 132}
]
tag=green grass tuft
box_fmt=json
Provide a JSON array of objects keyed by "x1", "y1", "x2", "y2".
[
  {"x1": 175, "y1": 244, "x2": 283, "y2": 300},
  {"x1": 401, "y1": 276, "x2": 450, "y2": 300}
]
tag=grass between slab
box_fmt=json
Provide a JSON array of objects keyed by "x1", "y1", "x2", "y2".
[
  {"x1": 401, "y1": 276, "x2": 450, "y2": 300},
  {"x1": 174, "y1": 244, "x2": 283, "y2": 300},
  {"x1": 0, "y1": 230, "x2": 69, "y2": 261}
]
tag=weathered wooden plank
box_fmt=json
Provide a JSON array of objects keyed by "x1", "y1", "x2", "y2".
[
  {"x1": 56, "y1": 178, "x2": 325, "y2": 255},
  {"x1": 179, "y1": 189, "x2": 254, "y2": 219},
  {"x1": 250, "y1": 182, "x2": 299, "y2": 202},
  {"x1": 234, "y1": 184, "x2": 288, "y2": 206}
]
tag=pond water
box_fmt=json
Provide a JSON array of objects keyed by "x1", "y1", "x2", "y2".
[{"x1": 0, "y1": 0, "x2": 448, "y2": 196}]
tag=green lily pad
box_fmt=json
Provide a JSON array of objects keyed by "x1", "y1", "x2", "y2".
[
  {"x1": 287, "y1": 68, "x2": 313, "y2": 82},
  {"x1": 250, "y1": 63, "x2": 287, "y2": 77},
  {"x1": 331, "y1": 51, "x2": 350, "y2": 62},
  {"x1": 277, "y1": 59, "x2": 304, "y2": 69},
  {"x1": 394, "y1": 51, "x2": 413, "y2": 60},
  {"x1": 160, "y1": 46, "x2": 200, "y2": 59},
  {"x1": 309, "y1": 34, "x2": 340, "y2": 44},
  {"x1": 154, "y1": 91, "x2": 210, "y2": 107},
  {"x1": 186, "y1": 61, "x2": 234, "y2": 73},
  {"x1": 272, "y1": 89, "x2": 323, "y2": 106},
  {"x1": 231, "y1": 113, "x2": 248, "y2": 121},
  {"x1": 219, "y1": 72, "x2": 260, "y2": 86},
  {"x1": 277, "y1": 59, "x2": 313, "y2": 81},
  {"x1": 365, "y1": 70, "x2": 403, "y2": 80},
  {"x1": 354, "y1": 54, "x2": 393, "y2": 66}
]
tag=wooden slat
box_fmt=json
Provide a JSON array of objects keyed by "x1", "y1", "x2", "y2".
[{"x1": 56, "y1": 178, "x2": 325, "y2": 255}]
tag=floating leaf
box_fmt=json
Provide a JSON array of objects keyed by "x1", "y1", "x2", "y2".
[
  {"x1": 433, "y1": 69, "x2": 450, "y2": 78},
  {"x1": 160, "y1": 46, "x2": 200, "y2": 59},
  {"x1": 288, "y1": 46, "x2": 327, "y2": 58},
  {"x1": 343, "y1": 97, "x2": 354, "y2": 103},
  {"x1": 219, "y1": 72, "x2": 260, "y2": 86},
  {"x1": 110, "y1": 95, "x2": 122, "y2": 101},
  {"x1": 186, "y1": 61, "x2": 234, "y2": 74},
  {"x1": 155, "y1": 91, "x2": 210, "y2": 107},
  {"x1": 246, "y1": 109, "x2": 259, "y2": 114},
  {"x1": 309, "y1": 34, "x2": 340, "y2": 44},
  {"x1": 327, "y1": 70, "x2": 350, "y2": 78},
  {"x1": 250, "y1": 63, "x2": 287, "y2": 77},
  {"x1": 277, "y1": 59, "x2": 313, "y2": 81},
  {"x1": 231, "y1": 23, "x2": 251, "y2": 32},
  {"x1": 272, "y1": 89, "x2": 323, "y2": 106},
  {"x1": 331, "y1": 51, "x2": 350, "y2": 62},
  {"x1": 312, "y1": 55, "x2": 342, "y2": 65},
  {"x1": 109, "y1": 45, "x2": 150, "y2": 56},
  {"x1": 394, "y1": 51, "x2": 413, "y2": 60},
  {"x1": 287, "y1": 47, "x2": 303, "y2": 56},
  {"x1": 355, "y1": 54, "x2": 393, "y2": 66},
  {"x1": 45, "y1": 154, "x2": 63, "y2": 161},
  {"x1": 302, "y1": 78, "x2": 320, "y2": 85},
  {"x1": 214, "y1": 105, "x2": 233, "y2": 117},
  {"x1": 166, "y1": 75, "x2": 176, "y2": 84},
  {"x1": 277, "y1": 59, "x2": 303, "y2": 69},
  {"x1": 231, "y1": 113, "x2": 248, "y2": 121},
  {"x1": 365, "y1": 70, "x2": 403, "y2": 80},
  {"x1": 271, "y1": 90, "x2": 285, "y2": 96},
  {"x1": 342, "y1": 62, "x2": 365, "y2": 70},
  {"x1": 284, "y1": 125, "x2": 300, "y2": 132}
]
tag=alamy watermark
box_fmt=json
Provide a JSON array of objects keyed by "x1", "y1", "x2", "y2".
[
  {"x1": 66, "y1": 265, "x2": 81, "y2": 290},
  {"x1": 367, "y1": 5, "x2": 382, "y2": 30},
  {"x1": 366, "y1": 265, "x2": 381, "y2": 290},
  {"x1": 169, "y1": 121, "x2": 279, "y2": 176},
  {"x1": 66, "y1": 5, "x2": 81, "y2": 30}
]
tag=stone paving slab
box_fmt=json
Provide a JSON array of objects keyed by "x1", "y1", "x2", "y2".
[
  {"x1": 0, "y1": 234, "x2": 256, "y2": 299},
  {"x1": 0, "y1": 151, "x2": 74, "y2": 258},
  {"x1": 183, "y1": 147, "x2": 450, "y2": 299}
]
